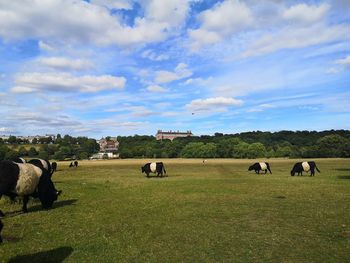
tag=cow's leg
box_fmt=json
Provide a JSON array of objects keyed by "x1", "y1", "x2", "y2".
[
  {"x1": 265, "y1": 170, "x2": 267, "y2": 174},
  {"x1": 22, "y1": 195, "x2": 29, "y2": 213},
  {"x1": 310, "y1": 168, "x2": 314, "y2": 176},
  {"x1": 146, "y1": 172, "x2": 149, "y2": 178}
]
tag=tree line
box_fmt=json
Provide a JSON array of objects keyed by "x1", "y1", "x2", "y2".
[
  {"x1": 117, "y1": 130, "x2": 350, "y2": 159},
  {"x1": 1, "y1": 130, "x2": 349, "y2": 160},
  {"x1": 0, "y1": 134, "x2": 99, "y2": 161}
]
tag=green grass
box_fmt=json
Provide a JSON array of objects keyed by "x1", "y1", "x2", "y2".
[{"x1": 1, "y1": 159, "x2": 349, "y2": 262}]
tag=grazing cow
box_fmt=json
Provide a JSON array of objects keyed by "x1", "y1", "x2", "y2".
[
  {"x1": 0, "y1": 161, "x2": 61, "y2": 214},
  {"x1": 13, "y1": 157, "x2": 26, "y2": 163},
  {"x1": 69, "y1": 161, "x2": 78, "y2": 168},
  {"x1": 290, "y1": 161, "x2": 320, "y2": 176},
  {"x1": 28, "y1": 159, "x2": 53, "y2": 177},
  {"x1": 51, "y1": 162, "x2": 57, "y2": 172},
  {"x1": 248, "y1": 162, "x2": 272, "y2": 174},
  {"x1": 141, "y1": 162, "x2": 166, "y2": 177},
  {"x1": 0, "y1": 219, "x2": 3, "y2": 243}
]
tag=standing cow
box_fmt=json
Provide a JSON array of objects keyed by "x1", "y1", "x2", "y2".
[
  {"x1": 248, "y1": 162, "x2": 272, "y2": 174},
  {"x1": 0, "y1": 161, "x2": 61, "y2": 214},
  {"x1": 141, "y1": 162, "x2": 167, "y2": 177},
  {"x1": 290, "y1": 161, "x2": 320, "y2": 176}
]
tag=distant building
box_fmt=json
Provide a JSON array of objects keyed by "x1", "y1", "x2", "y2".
[
  {"x1": 156, "y1": 130, "x2": 193, "y2": 141},
  {"x1": 97, "y1": 137, "x2": 119, "y2": 153}
]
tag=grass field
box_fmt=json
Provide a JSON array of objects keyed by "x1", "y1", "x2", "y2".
[{"x1": 0, "y1": 158, "x2": 349, "y2": 262}]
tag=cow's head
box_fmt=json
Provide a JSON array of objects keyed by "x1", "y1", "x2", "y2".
[
  {"x1": 141, "y1": 166, "x2": 145, "y2": 173},
  {"x1": 248, "y1": 165, "x2": 253, "y2": 171},
  {"x1": 37, "y1": 171, "x2": 61, "y2": 209},
  {"x1": 290, "y1": 170, "x2": 295, "y2": 176}
]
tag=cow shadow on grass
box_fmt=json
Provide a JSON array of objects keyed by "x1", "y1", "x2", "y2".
[
  {"x1": 1, "y1": 199, "x2": 78, "y2": 218},
  {"x1": 337, "y1": 175, "x2": 350, "y2": 180},
  {"x1": 8, "y1": 246, "x2": 74, "y2": 263},
  {"x1": 29, "y1": 199, "x2": 78, "y2": 212}
]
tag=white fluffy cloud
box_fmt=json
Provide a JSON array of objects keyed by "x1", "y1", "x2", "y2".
[
  {"x1": 188, "y1": 0, "x2": 253, "y2": 50},
  {"x1": 186, "y1": 97, "x2": 243, "y2": 112},
  {"x1": 146, "y1": 85, "x2": 167, "y2": 93},
  {"x1": 243, "y1": 24, "x2": 350, "y2": 57},
  {"x1": 90, "y1": 0, "x2": 133, "y2": 10},
  {"x1": 39, "y1": 57, "x2": 93, "y2": 70},
  {"x1": 155, "y1": 63, "x2": 192, "y2": 84},
  {"x1": 282, "y1": 3, "x2": 330, "y2": 24},
  {"x1": 335, "y1": 55, "x2": 350, "y2": 67},
  {"x1": 141, "y1": 50, "x2": 170, "y2": 61},
  {"x1": 11, "y1": 72, "x2": 126, "y2": 93},
  {"x1": 0, "y1": 0, "x2": 190, "y2": 46}
]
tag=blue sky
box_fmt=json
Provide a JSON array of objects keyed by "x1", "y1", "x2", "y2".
[{"x1": 0, "y1": 0, "x2": 349, "y2": 138}]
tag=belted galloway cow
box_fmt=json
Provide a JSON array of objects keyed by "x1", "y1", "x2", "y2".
[
  {"x1": 248, "y1": 162, "x2": 272, "y2": 174},
  {"x1": 0, "y1": 161, "x2": 61, "y2": 215},
  {"x1": 290, "y1": 161, "x2": 320, "y2": 176},
  {"x1": 141, "y1": 162, "x2": 166, "y2": 177}
]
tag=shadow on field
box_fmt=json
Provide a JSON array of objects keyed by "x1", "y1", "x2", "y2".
[
  {"x1": 335, "y1": 168, "x2": 350, "y2": 171},
  {"x1": 29, "y1": 199, "x2": 78, "y2": 213},
  {"x1": 146, "y1": 176, "x2": 168, "y2": 179},
  {"x1": 337, "y1": 176, "x2": 350, "y2": 180},
  {"x1": 1, "y1": 199, "x2": 78, "y2": 218},
  {"x1": 8, "y1": 246, "x2": 73, "y2": 263}
]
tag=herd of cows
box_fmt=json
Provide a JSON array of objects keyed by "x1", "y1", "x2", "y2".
[{"x1": 0, "y1": 159, "x2": 321, "y2": 243}]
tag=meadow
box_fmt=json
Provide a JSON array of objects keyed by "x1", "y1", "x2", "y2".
[{"x1": 0, "y1": 158, "x2": 349, "y2": 262}]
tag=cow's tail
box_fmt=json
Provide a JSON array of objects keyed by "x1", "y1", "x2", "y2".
[
  {"x1": 163, "y1": 165, "x2": 166, "y2": 175},
  {"x1": 315, "y1": 164, "x2": 321, "y2": 173}
]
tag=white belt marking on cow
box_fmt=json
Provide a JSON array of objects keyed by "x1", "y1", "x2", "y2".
[
  {"x1": 302, "y1": 162, "x2": 310, "y2": 172},
  {"x1": 150, "y1": 162, "x2": 157, "y2": 173},
  {"x1": 19, "y1": 157, "x2": 26, "y2": 163},
  {"x1": 259, "y1": 162, "x2": 267, "y2": 170},
  {"x1": 15, "y1": 163, "x2": 42, "y2": 196},
  {"x1": 39, "y1": 159, "x2": 48, "y2": 170}
]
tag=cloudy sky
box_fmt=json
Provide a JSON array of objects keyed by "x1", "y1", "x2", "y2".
[{"x1": 0, "y1": 0, "x2": 349, "y2": 138}]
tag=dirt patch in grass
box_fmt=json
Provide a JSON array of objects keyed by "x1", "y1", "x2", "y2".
[{"x1": 341, "y1": 231, "x2": 350, "y2": 238}]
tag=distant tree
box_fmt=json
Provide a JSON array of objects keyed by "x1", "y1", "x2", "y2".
[
  {"x1": 8, "y1": 136, "x2": 17, "y2": 144},
  {"x1": 28, "y1": 147, "x2": 38, "y2": 156},
  {"x1": 53, "y1": 151, "x2": 65, "y2": 161},
  {"x1": 32, "y1": 138, "x2": 38, "y2": 144},
  {"x1": 232, "y1": 142, "x2": 250, "y2": 158},
  {"x1": 247, "y1": 143, "x2": 266, "y2": 158},
  {"x1": 78, "y1": 152, "x2": 89, "y2": 160},
  {"x1": 5, "y1": 149, "x2": 19, "y2": 160},
  {"x1": 317, "y1": 135, "x2": 350, "y2": 157},
  {"x1": 0, "y1": 145, "x2": 9, "y2": 161},
  {"x1": 18, "y1": 146, "x2": 28, "y2": 156},
  {"x1": 38, "y1": 150, "x2": 49, "y2": 160}
]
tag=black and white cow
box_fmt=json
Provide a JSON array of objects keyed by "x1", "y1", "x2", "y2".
[
  {"x1": 141, "y1": 162, "x2": 167, "y2": 177},
  {"x1": 248, "y1": 162, "x2": 272, "y2": 174},
  {"x1": 28, "y1": 158, "x2": 53, "y2": 177},
  {"x1": 290, "y1": 161, "x2": 320, "y2": 176},
  {"x1": 69, "y1": 161, "x2": 78, "y2": 168},
  {"x1": 0, "y1": 161, "x2": 61, "y2": 214}
]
